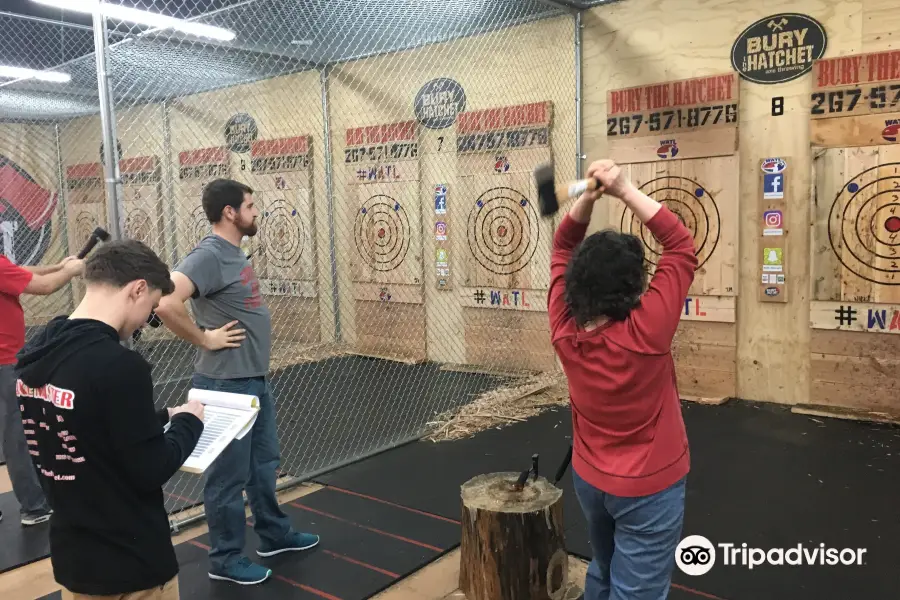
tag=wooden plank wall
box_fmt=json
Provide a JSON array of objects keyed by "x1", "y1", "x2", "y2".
[
  {"x1": 583, "y1": 0, "x2": 899, "y2": 411},
  {"x1": 810, "y1": 329, "x2": 900, "y2": 413}
]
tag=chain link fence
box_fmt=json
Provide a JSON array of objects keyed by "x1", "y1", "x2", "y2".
[{"x1": 1, "y1": 0, "x2": 582, "y2": 527}]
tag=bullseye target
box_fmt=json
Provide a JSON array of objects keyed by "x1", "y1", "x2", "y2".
[
  {"x1": 75, "y1": 211, "x2": 99, "y2": 245},
  {"x1": 354, "y1": 195, "x2": 410, "y2": 272},
  {"x1": 260, "y1": 198, "x2": 307, "y2": 269},
  {"x1": 620, "y1": 176, "x2": 720, "y2": 269},
  {"x1": 828, "y1": 161, "x2": 900, "y2": 285},
  {"x1": 125, "y1": 207, "x2": 153, "y2": 247},
  {"x1": 466, "y1": 187, "x2": 540, "y2": 275}
]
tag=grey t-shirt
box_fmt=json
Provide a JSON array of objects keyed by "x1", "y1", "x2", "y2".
[{"x1": 175, "y1": 234, "x2": 271, "y2": 379}]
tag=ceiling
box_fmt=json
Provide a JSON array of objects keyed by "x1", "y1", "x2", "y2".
[{"x1": 0, "y1": 0, "x2": 616, "y2": 122}]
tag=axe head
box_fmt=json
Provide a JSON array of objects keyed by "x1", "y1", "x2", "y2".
[
  {"x1": 534, "y1": 162, "x2": 559, "y2": 217},
  {"x1": 92, "y1": 227, "x2": 111, "y2": 242}
]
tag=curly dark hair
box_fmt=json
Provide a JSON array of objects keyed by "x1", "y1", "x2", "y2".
[{"x1": 564, "y1": 229, "x2": 648, "y2": 326}]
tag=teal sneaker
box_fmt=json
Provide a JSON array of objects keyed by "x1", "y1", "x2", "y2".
[
  {"x1": 209, "y1": 556, "x2": 272, "y2": 585},
  {"x1": 257, "y1": 531, "x2": 320, "y2": 557}
]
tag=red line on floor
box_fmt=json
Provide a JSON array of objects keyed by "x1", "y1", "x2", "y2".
[
  {"x1": 324, "y1": 485, "x2": 461, "y2": 525},
  {"x1": 322, "y1": 549, "x2": 400, "y2": 578},
  {"x1": 188, "y1": 540, "x2": 210, "y2": 551},
  {"x1": 672, "y1": 583, "x2": 730, "y2": 600},
  {"x1": 290, "y1": 502, "x2": 443, "y2": 552},
  {"x1": 275, "y1": 574, "x2": 343, "y2": 600},
  {"x1": 166, "y1": 492, "x2": 196, "y2": 504}
]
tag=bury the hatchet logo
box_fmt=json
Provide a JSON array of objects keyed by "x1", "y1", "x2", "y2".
[
  {"x1": 0, "y1": 155, "x2": 57, "y2": 266},
  {"x1": 767, "y1": 17, "x2": 789, "y2": 32}
]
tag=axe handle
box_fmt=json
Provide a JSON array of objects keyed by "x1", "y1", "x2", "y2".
[{"x1": 553, "y1": 445, "x2": 573, "y2": 485}]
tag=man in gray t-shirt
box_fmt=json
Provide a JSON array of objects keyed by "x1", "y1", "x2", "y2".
[
  {"x1": 176, "y1": 233, "x2": 271, "y2": 380},
  {"x1": 156, "y1": 179, "x2": 319, "y2": 586}
]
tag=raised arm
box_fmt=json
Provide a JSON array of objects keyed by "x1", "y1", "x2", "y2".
[
  {"x1": 599, "y1": 165, "x2": 696, "y2": 349},
  {"x1": 0, "y1": 255, "x2": 83, "y2": 296},
  {"x1": 547, "y1": 188, "x2": 603, "y2": 339}
]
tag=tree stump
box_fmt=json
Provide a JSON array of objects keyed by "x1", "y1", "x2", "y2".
[{"x1": 459, "y1": 472, "x2": 568, "y2": 600}]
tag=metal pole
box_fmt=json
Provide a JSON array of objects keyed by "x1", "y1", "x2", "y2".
[
  {"x1": 54, "y1": 123, "x2": 75, "y2": 310},
  {"x1": 575, "y1": 11, "x2": 584, "y2": 179},
  {"x1": 320, "y1": 65, "x2": 341, "y2": 343},
  {"x1": 92, "y1": 7, "x2": 125, "y2": 242},
  {"x1": 162, "y1": 100, "x2": 178, "y2": 266}
]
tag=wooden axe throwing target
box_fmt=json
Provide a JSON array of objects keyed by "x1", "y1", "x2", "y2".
[
  {"x1": 344, "y1": 120, "x2": 426, "y2": 361},
  {"x1": 175, "y1": 146, "x2": 231, "y2": 259},
  {"x1": 120, "y1": 156, "x2": 164, "y2": 255},
  {"x1": 606, "y1": 73, "x2": 740, "y2": 314},
  {"x1": 245, "y1": 135, "x2": 317, "y2": 299},
  {"x1": 455, "y1": 101, "x2": 558, "y2": 373},
  {"x1": 809, "y1": 49, "x2": 900, "y2": 329},
  {"x1": 457, "y1": 101, "x2": 554, "y2": 295},
  {"x1": 605, "y1": 73, "x2": 741, "y2": 402}
]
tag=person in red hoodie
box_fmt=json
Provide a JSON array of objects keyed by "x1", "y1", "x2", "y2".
[{"x1": 549, "y1": 159, "x2": 697, "y2": 600}]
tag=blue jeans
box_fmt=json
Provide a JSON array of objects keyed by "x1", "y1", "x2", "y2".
[
  {"x1": 573, "y1": 469, "x2": 686, "y2": 600},
  {"x1": 1, "y1": 364, "x2": 50, "y2": 516},
  {"x1": 192, "y1": 374, "x2": 292, "y2": 571}
]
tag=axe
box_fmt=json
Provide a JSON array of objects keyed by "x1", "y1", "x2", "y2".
[
  {"x1": 534, "y1": 162, "x2": 603, "y2": 217},
  {"x1": 76, "y1": 227, "x2": 111, "y2": 259}
]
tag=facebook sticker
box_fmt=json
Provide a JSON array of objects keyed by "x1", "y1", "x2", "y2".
[
  {"x1": 434, "y1": 184, "x2": 447, "y2": 214},
  {"x1": 764, "y1": 173, "x2": 784, "y2": 200}
]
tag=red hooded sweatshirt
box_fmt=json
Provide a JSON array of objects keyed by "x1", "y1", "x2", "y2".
[{"x1": 548, "y1": 205, "x2": 697, "y2": 497}]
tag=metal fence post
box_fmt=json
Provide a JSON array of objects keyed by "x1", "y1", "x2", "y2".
[
  {"x1": 54, "y1": 123, "x2": 74, "y2": 309},
  {"x1": 91, "y1": 7, "x2": 125, "y2": 242},
  {"x1": 321, "y1": 65, "x2": 341, "y2": 343},
  {"x1": 575, "y1": 10, "x2": 584, "y2": 179},
  {"x1": 162, "y1": 99, "x2": 178, "y2": 267}
]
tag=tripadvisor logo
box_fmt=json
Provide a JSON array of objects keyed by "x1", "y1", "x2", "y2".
[{"x1": 675, "y1": 535, "x2": 867, "y2": 575}]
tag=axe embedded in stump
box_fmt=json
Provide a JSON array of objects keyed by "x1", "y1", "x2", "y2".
[{"x1": 459, "y1": 458, "x2": 569, "y2": 600}]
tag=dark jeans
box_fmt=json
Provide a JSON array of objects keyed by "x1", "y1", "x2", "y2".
[
  {"x1": 0, "y1": 364, "x2": 50, "y2": 516},
  {"x1": 191, "y1": 374, "x2": 292, "y2": 571},
  {"x1": 573, "y1": 468, "x2": 686, "y2": 600}
]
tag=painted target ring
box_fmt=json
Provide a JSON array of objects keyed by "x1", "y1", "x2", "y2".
[
  {"x1": 75, "y1": 211, "x2": 99, "y2": 248},
  {"x1": 191, "y1": 205, "x2": 210, "y2": 245},
  {"x1": 619, "y1": 176, "x2": 720, "y2": 269},
  {"x1": 467, "y1": 187, "x2": 540, "y2": 275},
  {"x1": 125, "y1": 207, "x2": 153, "y2": 247},
  {"x1": 828, "y1": 161, "x2": 900, "y2": 285},
  {"x1": 261, "y1": 199, "x2": 307, "y2": 269},
  {"x1": 354, "y1": 195, "x2": 410, "y2": 271}
]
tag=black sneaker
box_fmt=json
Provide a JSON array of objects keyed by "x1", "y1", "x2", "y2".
[{"x1": 21, "y1": 509, "x2": 52, "y2": 526}]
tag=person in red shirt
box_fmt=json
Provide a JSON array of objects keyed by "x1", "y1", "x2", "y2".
[
  {"x1": 0, "y1": 252, "x2": 84, "y2": 526},
  {"x1": 548, "y1": 159, "x2": 697, "y2": 600}
]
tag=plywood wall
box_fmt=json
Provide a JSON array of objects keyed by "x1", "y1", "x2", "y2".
[
  {"x1": 8, "y1": 0, "x2": 900, "y2": 409},
  {"x1": 327, "y1": 15, "x2": 575, "y2": 369},
  {"x1": 582, "y1": 0, "x2": 897, "y2": 409}
]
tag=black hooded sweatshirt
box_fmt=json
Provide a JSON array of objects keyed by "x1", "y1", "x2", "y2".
[{"x1": 15, "y1": 317, "x2": 203, "y2": 595}]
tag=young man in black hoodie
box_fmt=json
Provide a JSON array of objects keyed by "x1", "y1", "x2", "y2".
[{"x1": 15, "y1": 239, "x2": 205, "y2": 600}]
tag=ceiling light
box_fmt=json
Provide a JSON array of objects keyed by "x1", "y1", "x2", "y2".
[
  {"x1": 0, "y1": 66, "x2": 71, "y2": 83},
  {"x1": 31, "y1": 0, "x2": 235, "y2": 41}
]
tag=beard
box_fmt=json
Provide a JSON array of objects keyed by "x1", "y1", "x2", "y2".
[{"x1": 237, "y1": 215, "x2": 258, "y2": 237}]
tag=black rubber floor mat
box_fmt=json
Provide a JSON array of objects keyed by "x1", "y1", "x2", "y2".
[
  {"x1": 175, "y1": 486, "x2": 458, "y2": 600},
  {"x1": 0, "y1": 492, "x2": 50, "y2": 575},
  {"x1": 154, "y1": 355, "x2": 508, "y2": 513},
  {"x1": 316, "y1": 401, "x2": 900, "y2": 600}
]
